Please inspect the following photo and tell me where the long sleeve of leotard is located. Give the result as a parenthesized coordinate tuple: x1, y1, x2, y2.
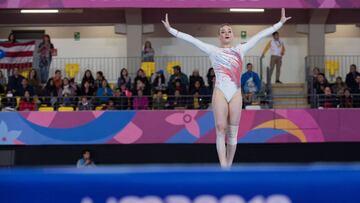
(168, 27, 217, 55)
(240, 21, 283, 55)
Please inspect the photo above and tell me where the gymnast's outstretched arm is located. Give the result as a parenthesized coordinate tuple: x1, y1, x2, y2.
(240, 8, 291, 55)
(162, 13, 217, 55)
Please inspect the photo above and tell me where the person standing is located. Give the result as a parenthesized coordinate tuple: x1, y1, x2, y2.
(38, 34, 55, 83)
(261, 31, 285, 84)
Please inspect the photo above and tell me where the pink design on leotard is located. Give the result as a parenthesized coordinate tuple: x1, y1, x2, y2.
(217, 49, 243, 88)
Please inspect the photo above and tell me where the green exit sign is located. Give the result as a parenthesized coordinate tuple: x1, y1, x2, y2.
(241, 31, 247, 39)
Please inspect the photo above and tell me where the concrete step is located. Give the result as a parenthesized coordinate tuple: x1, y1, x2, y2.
(271, 83, 305, 88)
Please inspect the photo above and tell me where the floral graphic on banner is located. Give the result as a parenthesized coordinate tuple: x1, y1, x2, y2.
(0, 121, 21, 145)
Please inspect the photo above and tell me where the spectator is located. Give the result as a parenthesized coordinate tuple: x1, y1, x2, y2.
(81, 69, 95, 88)
(134, 69, 151, 95)
(133, 89, 149, 110)
(117, 68, 132, 90)
(170, 79, 187, 96)
(61, 77, 76, 97)
(102, 99, 117, 110)
(38, 34, 55, 83)
(207, 67, 215, 90)
(339, 88, 353, 108)
(152, 90, 167, 110)
(332, 76, 346, 96)
(1, 91, 16, 111)
(315, 73, 329, 94)
(118, 84, 132, 110)
(95, 71, 105, 89)
(52, 70, 63, 91)
(190, 80, 208, 95)
(0, 70, 7, 86)
(152, 70, 166, 91)
(78, 96, 93, 111)
(189, 69, 205, 93)
(6, 33, 17, 76)
(18, 91, 36, 111)
(189, 91, 206, 109)
(80, 81, 95, 97)
(346, 64, 360, 93)
(142, 41, 155, 62)
(311, 67, 320, 86)
(28, 69, 41, 95)
(168, 65, 189, 92)
(7, 68, 24, 95)
(17, 78, 34, 96)
(241, 63, 261, 94)
(96, 80, 113, 103)
(318, 86, 338, 108)
(353, 75, 360, 94)
(169, 90, 186, 109)
(40, 78, 59, 107)
(76, 150, 95, 168)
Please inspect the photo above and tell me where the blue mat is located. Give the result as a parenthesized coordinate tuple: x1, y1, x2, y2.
(0, 164, 360, 203)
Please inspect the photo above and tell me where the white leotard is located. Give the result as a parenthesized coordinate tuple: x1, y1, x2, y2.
(167, 22, 283, 102)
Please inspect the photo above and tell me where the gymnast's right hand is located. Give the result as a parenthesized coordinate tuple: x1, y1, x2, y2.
(162, 13, 171, 31)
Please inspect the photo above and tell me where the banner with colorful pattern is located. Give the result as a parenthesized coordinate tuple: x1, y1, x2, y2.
(0, 0, 360, 8)
(0, 109, 357, 145)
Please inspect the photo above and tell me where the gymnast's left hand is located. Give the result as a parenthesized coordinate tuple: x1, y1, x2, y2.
(280, 8, 292, 23)
(161, 13, 171, 31)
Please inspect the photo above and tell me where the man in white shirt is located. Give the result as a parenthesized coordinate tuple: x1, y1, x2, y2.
(261, 31, 285, 84)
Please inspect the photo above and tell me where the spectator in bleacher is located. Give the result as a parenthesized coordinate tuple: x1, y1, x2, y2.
(315, 73, 329, 94)
(152, 90, 167, 110)
(28, 69, 41, 95)
(117, 85, 132, 110)
(16, 78, 34, 96)
(40, 78, 59, 107)
(189, 70, 205, 93)
(332, 76, 346, 96)
(169, 90, 186, 109)
(241, 63, 261, 94)
(168, 66, 189, 93)
(152, 69, 166, 91)
(52, 70, 63, 91)
(142, 41, 155, 62)
(80, 81, 95, 97)
(346, 64, 360, 93)
(133, 89, 149, 110)
(78, 96, 93, 111)
(117, 68, 132, 90)
(171, 79, 188, 96)
(7, 68, 24, 95)
(61, 78, 76, 97)
(18, 90, 36, 111)
(81, 69, 95, 88)
(102, 99, 116, 110)
(311, 67, 320, 85)
(134, 69, 151, 95)
(96, 79, 113, 103)
(207, 67, 215, 90)
(189, 80, 208, 95)
(0, 70, 7, 86)
(318, 86, 338, 108)
(95, 71, 105, 89)
(38, 34, 55, 83)
(339, 88, 353, 108)
(1, 91, 16, 111)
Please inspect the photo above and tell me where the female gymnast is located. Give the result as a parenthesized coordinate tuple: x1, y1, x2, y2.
(162, 9, 291, 168)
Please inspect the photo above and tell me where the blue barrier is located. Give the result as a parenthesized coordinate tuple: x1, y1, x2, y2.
(0, 164, 360, 203)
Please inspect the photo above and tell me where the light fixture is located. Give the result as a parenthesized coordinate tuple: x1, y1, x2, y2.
(20, 9, 59, 14)
(229, 8, 265, 13)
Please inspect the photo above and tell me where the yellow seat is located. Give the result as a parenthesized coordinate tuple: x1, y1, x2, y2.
(58, 106, 74, 112)
(95, 105, 105, 111)
(16, 96, 21, 108)
(38, 107, 54, 112)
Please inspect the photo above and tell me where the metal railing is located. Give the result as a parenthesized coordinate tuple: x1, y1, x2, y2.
(49, 56, 263, 83)
(1, 94, 272, 111)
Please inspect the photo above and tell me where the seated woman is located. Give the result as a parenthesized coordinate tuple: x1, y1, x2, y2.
(133, 89, 149, 110)
(96, 79, 113, 104)
(318, 86, 338, 108)
(18, 91, 36, 111)
(152, 90, 167, 110)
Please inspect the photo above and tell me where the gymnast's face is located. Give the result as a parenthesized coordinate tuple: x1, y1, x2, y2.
(219, 25, 234, 46)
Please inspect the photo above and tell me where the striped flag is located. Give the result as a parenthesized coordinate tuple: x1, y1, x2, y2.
(0, 41, 35, 69)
